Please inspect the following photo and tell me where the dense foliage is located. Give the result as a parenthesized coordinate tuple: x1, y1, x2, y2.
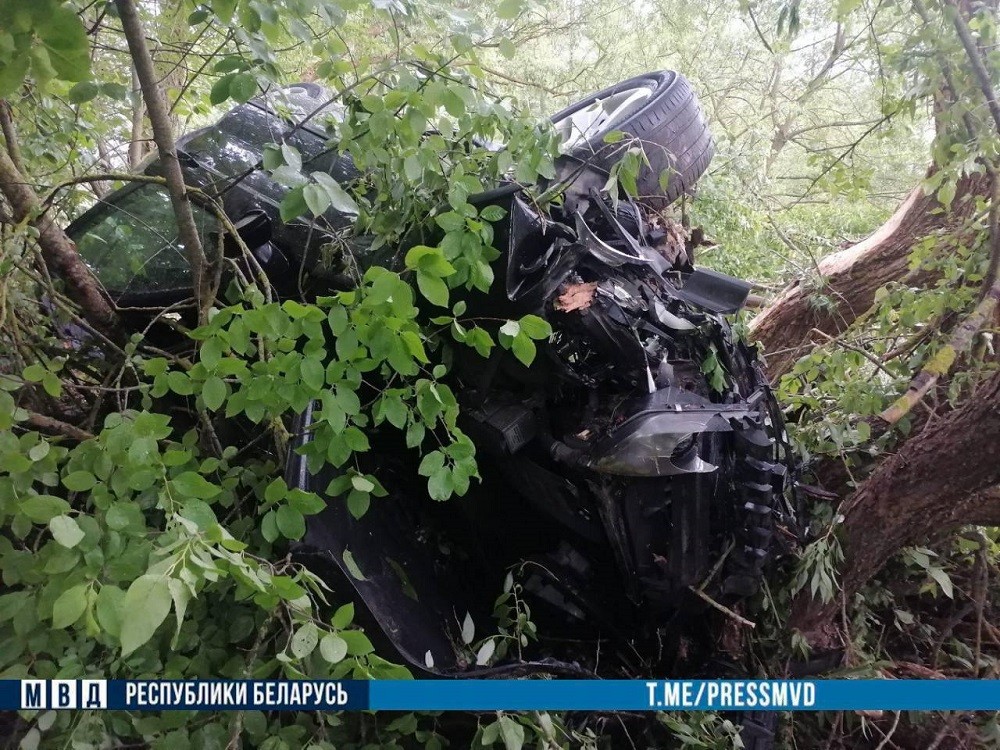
(3, 0, 1000, 748)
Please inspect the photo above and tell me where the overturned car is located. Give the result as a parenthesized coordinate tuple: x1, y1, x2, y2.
(66, 72, 799, 681)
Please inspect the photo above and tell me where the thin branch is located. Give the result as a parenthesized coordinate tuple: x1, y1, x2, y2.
(0, 100, 26, 175)
(746, 4, 775, 54)
(687, 586, 756, 628)
(24, 412, 95, 442)
(880, 6, 1000, 427)
(873, 711, 901, 750)
(0, 121, 117, 330)
(943, 0, 1000, 135)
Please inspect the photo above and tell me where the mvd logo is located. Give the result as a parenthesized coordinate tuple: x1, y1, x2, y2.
(20, 680, 107, 709)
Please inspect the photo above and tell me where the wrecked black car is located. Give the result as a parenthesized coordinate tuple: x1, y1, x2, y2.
(65, 73, 799, 682)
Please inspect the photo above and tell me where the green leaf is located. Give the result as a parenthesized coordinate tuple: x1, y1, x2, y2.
(499, 715, 525, 750)
(497, 0, 522, 19)
(63, 470, 96, 492)
(303, 183, 331, 216)
(351, 475, 375, 493)
(209, 73, 234, 105)
(381, 395, 408, 429)
(120, 575, 172, 656)
(510, 334, 536, 366)
(290, 622, 319, 659)
(417, 272, 449, 307)
(340, 629, 374, 655)
(261, 510, 279, 543)
(499, 320, 520, 338)
(342, 549, 366, 580)
(279, 187, 308, 223)
(36, 5, 90, 82)
(179, 499, 217, 530)
(229, 71, 257, 103)
(264, 478, 286, 504)
(518, 314, 551, 340)
(171, 471, 221, 499)
(212, 0, 238, 23)
(300, 357, 326, 391)
(19, 495, 70, 523)
(346, 489, 370, 519)
(287, 489, 325, 515)
(28, 442, 49, 462)
(434, 212, 465, 233)
(95, 585, 125, 637)
(41, 372, 62, 398)
(22, 363, 46, 382)
(203, 376, 226, 411)
(928, 566, 954, 598)
(52, 584, 88, 629)
(276, 505, 306, 540)
(281, 143, 302, 171)
(480, 205, 507, 222)
(0, 42, 29, 99)
(167, 578, 191, 649)
(49, 515, 84, 548)
(461, 612, 475, 644)
(482, 722, 501, 745)
(312, 172, 359, 215)
(331, 602, 354, 629)
(475, 638, 496, 665)
(498, 37, 516, 59)
(403, 154, 422, 181)
(319, 633, 348, 663)
(67, 80, 99, 104)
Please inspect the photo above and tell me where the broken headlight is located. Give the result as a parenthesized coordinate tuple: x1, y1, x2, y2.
(589, 411, 739, 477)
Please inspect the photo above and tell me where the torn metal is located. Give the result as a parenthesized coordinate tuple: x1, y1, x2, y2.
(63, 78, 800, 682)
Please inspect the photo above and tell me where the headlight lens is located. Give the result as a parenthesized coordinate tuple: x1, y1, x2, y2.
(589, 411, 735, 476)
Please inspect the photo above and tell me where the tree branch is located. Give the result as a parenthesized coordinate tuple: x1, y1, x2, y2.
(943, 0, 1000, 135)
(0, 127, 117, 331)
(0, 100, 25, 175)
(116, 0, 210, 323)
(24, 412, 95, 442)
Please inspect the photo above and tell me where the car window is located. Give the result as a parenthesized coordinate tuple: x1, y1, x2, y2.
(73, 184, 216, 299)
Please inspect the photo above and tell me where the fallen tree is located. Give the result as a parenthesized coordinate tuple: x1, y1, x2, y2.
(753, 0, 1000, 656)
(749, 171, 990, 379)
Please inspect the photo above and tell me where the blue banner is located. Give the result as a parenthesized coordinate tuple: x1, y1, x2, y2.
(4, 679, 1000, 711)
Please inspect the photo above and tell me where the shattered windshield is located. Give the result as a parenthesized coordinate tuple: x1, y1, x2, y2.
(72, 184, 216, 299)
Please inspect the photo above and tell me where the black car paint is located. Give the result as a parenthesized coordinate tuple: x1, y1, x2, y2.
(64, 82, 799, 679)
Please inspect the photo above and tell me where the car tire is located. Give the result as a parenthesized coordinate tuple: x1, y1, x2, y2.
(550, 70, 714, 207)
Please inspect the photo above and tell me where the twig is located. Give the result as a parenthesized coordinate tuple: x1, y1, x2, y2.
(926, 713, 957, 750)
(811, 328, 898, 380)
(874, 711, 901, 750)
(24, 411, 95, 441)
(0, 100, 26, 175)
(943, 0, 1000, 135)
(687, 586, 756, 628)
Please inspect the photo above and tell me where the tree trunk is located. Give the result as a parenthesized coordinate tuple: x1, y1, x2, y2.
(0, 135, 117, 331)
(792, 366, 1000, 642)
(749, 172, 990, 378)
(116, 0, 208, 319)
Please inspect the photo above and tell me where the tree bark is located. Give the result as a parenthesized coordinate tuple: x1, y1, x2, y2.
(128, 65, 145, 169)
(0, 134, 117, 331)
(792, 367, 1000, 642)
(749, 172, 990, 378)
(115, 0, 208, 320)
